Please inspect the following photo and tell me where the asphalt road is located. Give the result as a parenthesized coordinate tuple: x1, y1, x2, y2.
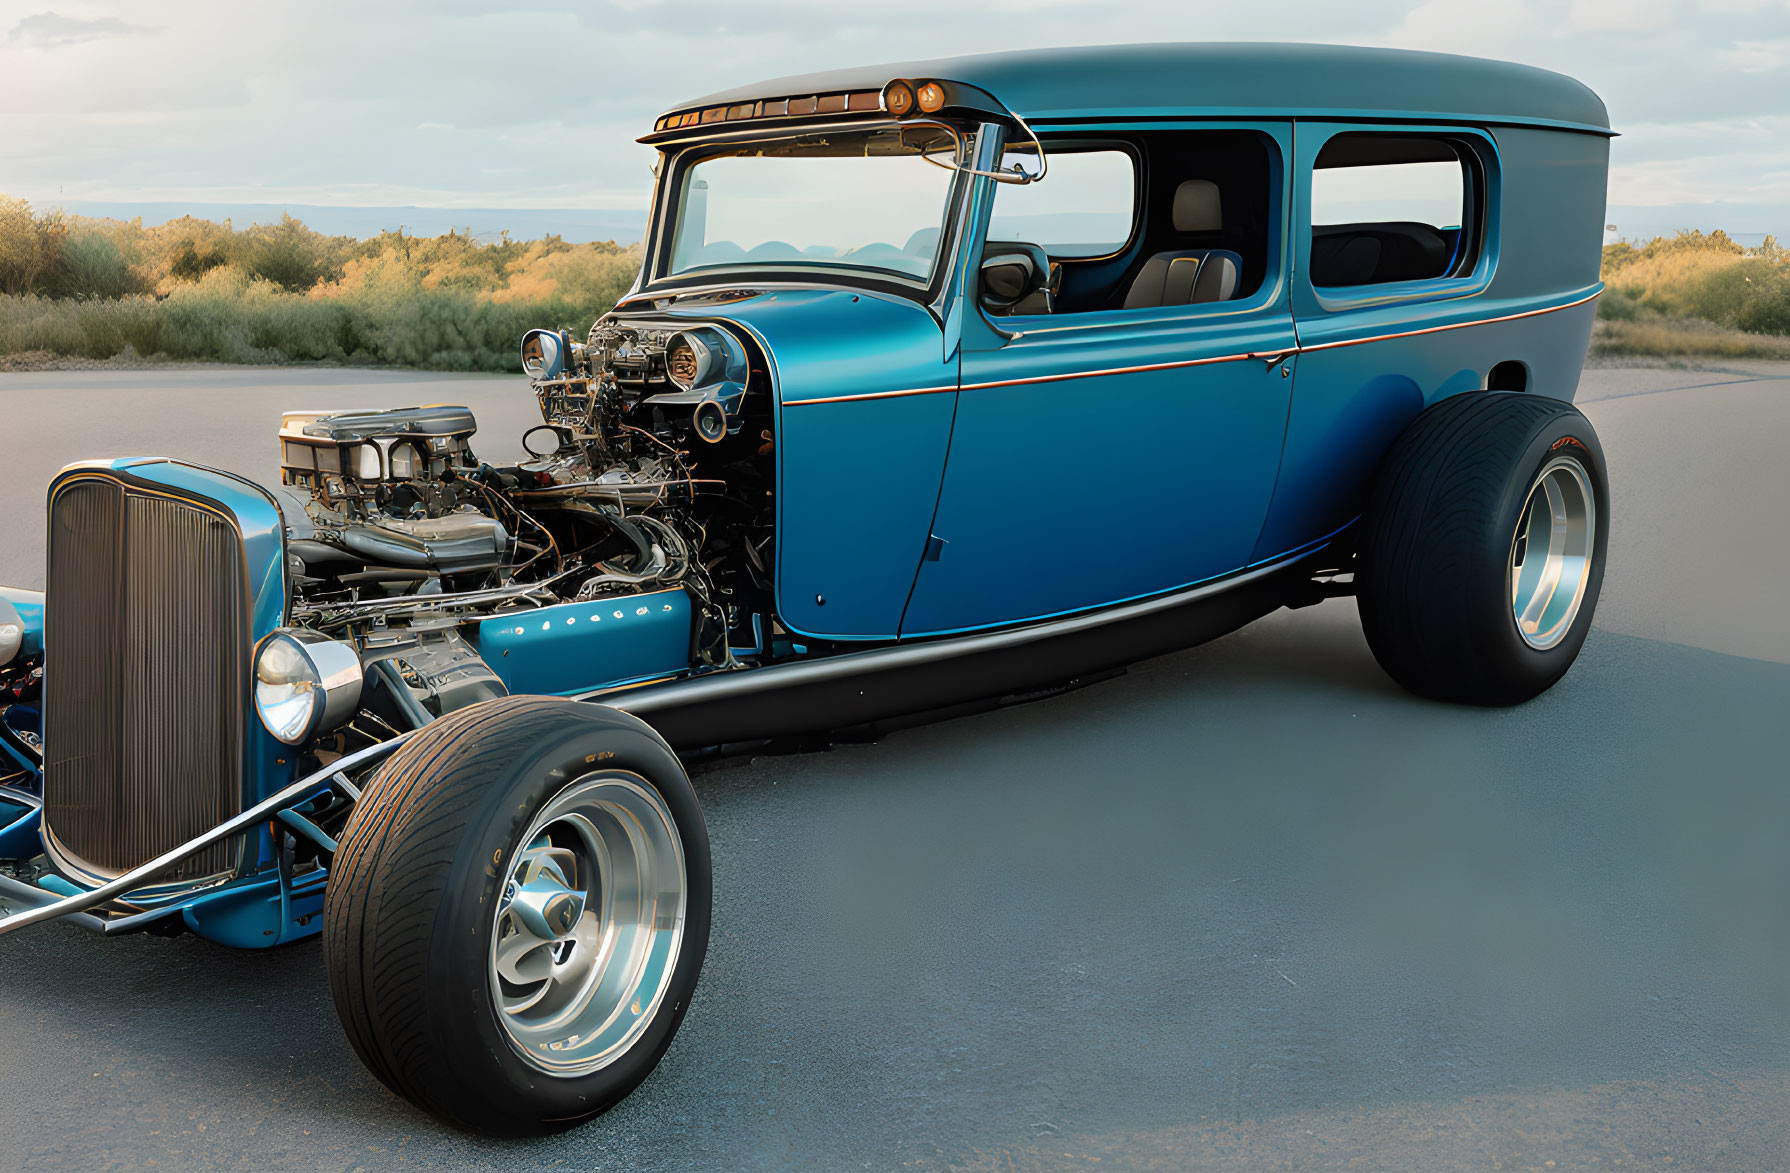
(0, 362, 1786, 1172)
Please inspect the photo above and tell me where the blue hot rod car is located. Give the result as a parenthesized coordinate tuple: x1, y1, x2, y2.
(0, 44, 1612, 1133)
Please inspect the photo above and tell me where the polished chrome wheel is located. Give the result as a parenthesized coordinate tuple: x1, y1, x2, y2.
(1508, 454, 1597, 650)
(490, 771, 688, 1076)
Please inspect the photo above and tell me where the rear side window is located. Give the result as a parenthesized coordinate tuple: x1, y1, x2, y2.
(1308, 134, 1481, 288)
(987, 148, 1137, 258)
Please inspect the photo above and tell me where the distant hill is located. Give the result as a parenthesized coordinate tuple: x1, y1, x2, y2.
(41, 201, 648, 245)
(1605, 204, 1783, 249)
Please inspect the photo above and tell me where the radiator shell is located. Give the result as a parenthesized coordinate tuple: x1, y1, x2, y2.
(40, 461, 288, 882)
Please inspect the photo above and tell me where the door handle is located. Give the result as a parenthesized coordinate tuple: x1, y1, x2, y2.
(1249, 349, 1297, 373)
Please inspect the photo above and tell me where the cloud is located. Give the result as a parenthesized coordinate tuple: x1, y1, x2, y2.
(1385, 0, 1539, 51)
(1697, 0, 1790, 12)
(5, 11, 156, 47)
(0, 0, 1784, 232)
(1718, 37, 1790, 71)
(1564, 0, 1679, 34)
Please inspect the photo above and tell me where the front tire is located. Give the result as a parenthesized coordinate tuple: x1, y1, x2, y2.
(323, 696, 710, 1135)
(1357, 391, 1610, 705)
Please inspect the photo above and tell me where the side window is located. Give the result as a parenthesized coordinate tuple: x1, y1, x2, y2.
(984, 130, 1279, 318)
(987, 149, 1137, 258)
(1309, 134, 1481, 288)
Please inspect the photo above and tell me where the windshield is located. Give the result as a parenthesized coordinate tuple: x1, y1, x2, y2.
(664, 127, 963, 285)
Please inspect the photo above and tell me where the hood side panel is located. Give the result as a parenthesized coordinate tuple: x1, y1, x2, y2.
(660, 289, 957, 639)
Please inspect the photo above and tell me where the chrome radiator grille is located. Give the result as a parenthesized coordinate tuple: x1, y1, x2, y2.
(43, 475, 248, 879)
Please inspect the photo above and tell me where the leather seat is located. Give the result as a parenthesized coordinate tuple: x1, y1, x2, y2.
(1310, 221, 1452, 286)
(1123, 180, 1242, 309)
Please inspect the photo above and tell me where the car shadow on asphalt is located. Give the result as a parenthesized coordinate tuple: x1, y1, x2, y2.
(2, 604, 1787, 1170)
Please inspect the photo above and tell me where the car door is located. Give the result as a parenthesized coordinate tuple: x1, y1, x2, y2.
(901, 122, 1297, 636)
(1250, 124, 1514, 562)
(752, 290, 963, 642)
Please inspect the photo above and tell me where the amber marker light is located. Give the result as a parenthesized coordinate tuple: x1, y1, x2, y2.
(915, 80, 946, 113)
(884, 80, 916, 116)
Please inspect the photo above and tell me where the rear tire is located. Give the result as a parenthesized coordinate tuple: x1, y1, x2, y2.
(1357, 391, 1609, 705)
(323, 696, 710, 1135)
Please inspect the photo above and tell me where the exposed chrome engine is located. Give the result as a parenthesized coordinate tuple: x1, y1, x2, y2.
(273, 314, 776, 719)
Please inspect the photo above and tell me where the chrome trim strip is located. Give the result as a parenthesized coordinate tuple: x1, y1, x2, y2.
(616, 280, 895, 313)
(0, 871, 187, 936)
(0, 784, 40, 810)
(960, 348, 1267, 391)
(1296, 288, 1602, 353)
(638, 117, 969, 300)
(1026, 111, 1617, 139)
(0, 736, 408, 939)
(782, 290, 1600, 404)
(786, 384, 960, 406)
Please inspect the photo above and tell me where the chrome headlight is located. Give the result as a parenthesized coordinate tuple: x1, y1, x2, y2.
(254, 629, 363, 745)
(664, 332, 714, 391)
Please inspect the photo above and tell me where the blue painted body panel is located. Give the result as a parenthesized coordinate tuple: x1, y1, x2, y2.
(656, 289, 959, 640)
(181, 870, 326, 949)
(1252, 122, 1607, 558)
(0, 796, 37, 858)
(479, 589, 693, 696)
(904, 125, 1298, 634)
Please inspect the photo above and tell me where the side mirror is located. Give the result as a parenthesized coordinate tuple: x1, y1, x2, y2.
(980, 245, 1049, 313)
(520, 328, 565, 380)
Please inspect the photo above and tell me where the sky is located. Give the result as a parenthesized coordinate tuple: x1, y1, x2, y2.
(2, 0, 1788, 240)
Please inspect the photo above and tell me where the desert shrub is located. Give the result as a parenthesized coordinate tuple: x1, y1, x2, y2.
(168, 239, 228, 282)
(0, 294, 161, 359)
(50, 231, 145, 299)
(0, 189, 645, 370)
(0, 196, 66, 295)
(0, 282, 635, 372)
(1735, 291, 1790, 336)
(1599, 229, 1790, 338)
(230, 215, 350, 292)
(1594, 287, 1643, 321)
(1721, 263, 1790, 335)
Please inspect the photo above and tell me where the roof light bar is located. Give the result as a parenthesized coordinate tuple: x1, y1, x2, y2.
(649, 77, 994, 137)
(646, 75, 1045, 181)
(883, 80, 915, 117)
(652, 88, 885, 133)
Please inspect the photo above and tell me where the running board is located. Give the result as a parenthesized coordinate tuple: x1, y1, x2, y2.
(598, 548, 1323, 749)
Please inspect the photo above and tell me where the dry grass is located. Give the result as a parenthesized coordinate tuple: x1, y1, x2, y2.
(1590, 316, 1790, 360)
(0, 194, 643, 371)
(1600, 231, 1790, 336)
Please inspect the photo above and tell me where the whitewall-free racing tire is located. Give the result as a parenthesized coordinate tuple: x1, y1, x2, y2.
(323, 696, 711, 1135)
(1357, 391, 1610, 706)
